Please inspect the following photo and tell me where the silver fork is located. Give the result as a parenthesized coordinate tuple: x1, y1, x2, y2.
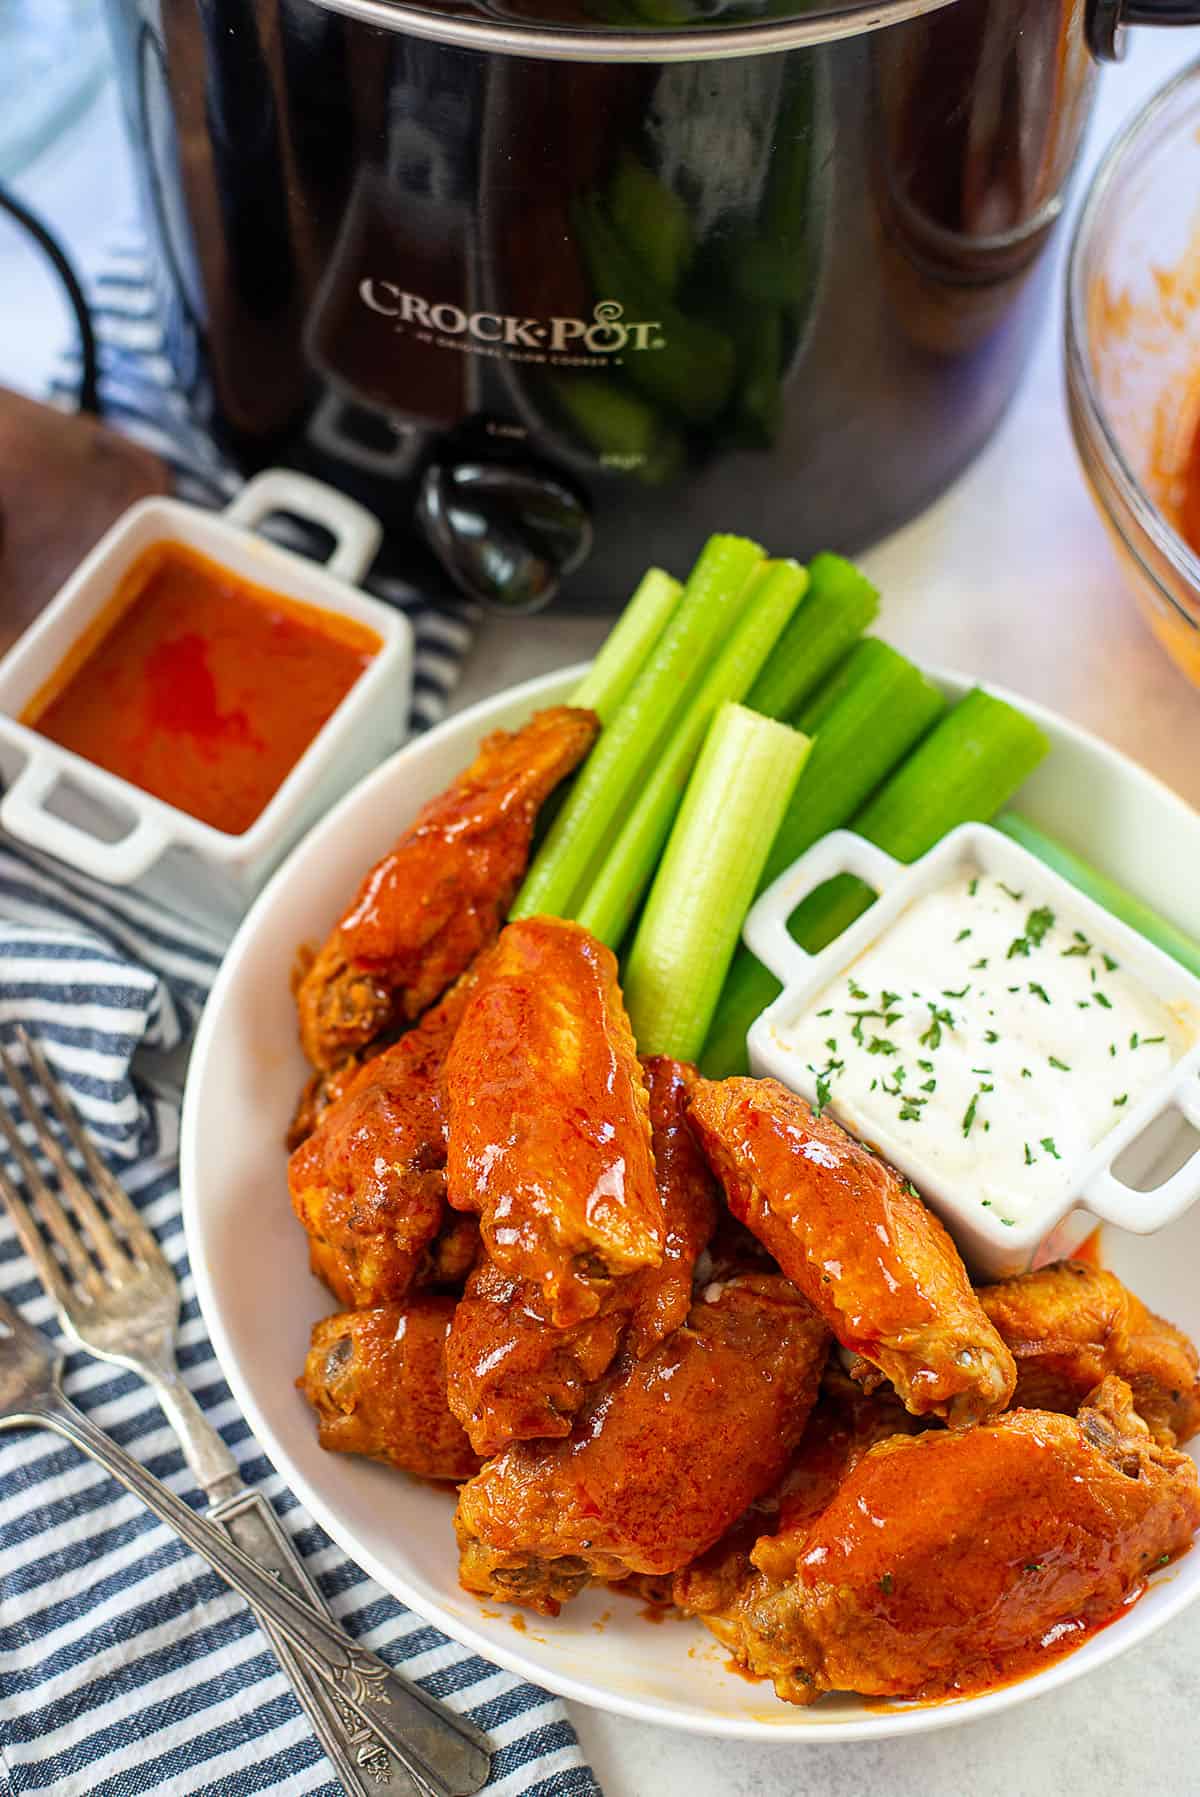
(0, 1028, 490, 1797)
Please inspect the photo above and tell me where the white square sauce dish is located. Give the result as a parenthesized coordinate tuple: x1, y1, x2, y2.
(0, 469, 412, 929)
(744, 822, 1200, 1280)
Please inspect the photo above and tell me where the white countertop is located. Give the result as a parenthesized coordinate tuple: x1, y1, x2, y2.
(448, 28, 1200, 1795)
(6, 24, 1200, 1797)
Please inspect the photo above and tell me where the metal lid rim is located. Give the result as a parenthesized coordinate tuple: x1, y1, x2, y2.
(304, 0, 958, 61)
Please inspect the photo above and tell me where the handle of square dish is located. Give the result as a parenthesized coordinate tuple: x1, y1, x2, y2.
(742, 831, 904, 988)
(224, 469, 383, 584)
(0, 757, 172, 885)
(1083, 1073, 1200, 1231)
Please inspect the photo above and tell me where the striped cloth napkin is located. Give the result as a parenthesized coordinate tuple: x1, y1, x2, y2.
(0, 849, 603, 1797)
(0, 238, 602, 1795)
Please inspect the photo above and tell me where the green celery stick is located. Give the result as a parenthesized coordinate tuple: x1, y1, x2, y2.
(571, 568, 682, 725)
(575, 559, 810, 948)
(996, 812, 1200, 977)
(511, 534, 764, 921)
(553, 376, 685, 488)
(625, 703, 812, 1060)
(744, 553, 879, 719)
(760, 638, 947, 891)
(572, 194, 736, 426)
(608, 153, 693, 292)
(699, 687, 1051, 1077)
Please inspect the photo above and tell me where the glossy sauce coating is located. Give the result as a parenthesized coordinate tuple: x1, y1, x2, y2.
(720, 1376, 1200, 1705)
(288, 975, 473, 1308)
(26, 541, 377, 834)
(688, 1076, 1015, 1425)
(296, 706, 598, 1068)
(978, 1260, 1200, 1445)
(300, 1298, 480, 1480)
(444, 1055, 717, 1456)
(444, 918, 663, 1328)
(454, 1275, 830, 1614)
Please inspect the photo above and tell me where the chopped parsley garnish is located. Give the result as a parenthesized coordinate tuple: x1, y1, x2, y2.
(1021, 1067, 1032, 1079)
(898, 1097, 925, 1123)
(814, 1072, 833, 1116)
(1093, 991, 1113, 1010)
(997, 882, 1023, 902)
(1009, 906, 1055, 958)
(867, 1036, 897, 1056)
(1103, 952, 1120, 972)
(880, 1572, 894, 1595)
(920, 1004, 955, 1049)
(848, 979, 868, 1000)
(1028, 982, 1051, 1004)
(984, 1029, 1000, 1044)
(881, 990, 902, 1010)
(825, 1037, 838, 1052)
(942, 985, 970, 999)
(1062, 931, 1092, 958)
(1139, 1035, 1166, 1047)
(1024, 1143, 1034, 1165)
(816, 1008, 832, 1018)
(968, 877, 979, 897)
(962, 1094, 980, 1137)
(1024, 1562, 1043, 1572)
(918, 1059, 934, 1073)
(1113, 1094, 1128, 1107)
(1040, 1137, 1061, 1159)
(1109, 1044, 1117, 1057)
(955, 929, 972, 943)
(1048, 1056, 1071, 1072)
(920, 1078, 936, 1093)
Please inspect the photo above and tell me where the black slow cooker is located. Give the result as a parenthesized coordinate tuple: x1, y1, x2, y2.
(101, 0, 1199, 610)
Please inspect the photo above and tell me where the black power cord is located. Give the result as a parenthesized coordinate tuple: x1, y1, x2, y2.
(0, 181, 99, 416)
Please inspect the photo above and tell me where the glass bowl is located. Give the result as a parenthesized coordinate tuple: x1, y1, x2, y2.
(1066, 57, 1200, 689)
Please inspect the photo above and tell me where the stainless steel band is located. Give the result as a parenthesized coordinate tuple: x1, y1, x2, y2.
(303, 0, 957, 63)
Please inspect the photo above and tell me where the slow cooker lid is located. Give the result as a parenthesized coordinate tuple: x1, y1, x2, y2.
(304, 0, 960, 62)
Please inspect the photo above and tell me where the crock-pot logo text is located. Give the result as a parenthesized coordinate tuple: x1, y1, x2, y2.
(359, 283, 665, 362)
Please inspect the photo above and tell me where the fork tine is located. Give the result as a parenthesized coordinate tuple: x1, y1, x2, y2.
(0, 1153, 76, 1309)
(0, 1041, 132, 1279)
(0, 1289, 56, 1354)
(16, 1028, 161, 1265)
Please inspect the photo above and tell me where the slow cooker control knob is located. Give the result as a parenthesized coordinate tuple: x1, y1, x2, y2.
(416, 461, 592, 615)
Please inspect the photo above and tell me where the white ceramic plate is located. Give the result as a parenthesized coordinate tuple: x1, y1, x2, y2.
(180, 665, 1200, 1742)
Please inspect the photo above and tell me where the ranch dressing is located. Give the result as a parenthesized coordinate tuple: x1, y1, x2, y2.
(776, 867, 1192, 1227)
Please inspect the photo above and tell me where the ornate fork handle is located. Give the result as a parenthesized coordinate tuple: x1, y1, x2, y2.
(19, 1393, 491, 1797)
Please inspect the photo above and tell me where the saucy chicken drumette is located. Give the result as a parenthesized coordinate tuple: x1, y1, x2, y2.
(687, 1076, 1016, 1424)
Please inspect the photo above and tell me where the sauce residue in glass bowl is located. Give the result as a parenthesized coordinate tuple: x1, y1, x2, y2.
(23, 541, 381, 835)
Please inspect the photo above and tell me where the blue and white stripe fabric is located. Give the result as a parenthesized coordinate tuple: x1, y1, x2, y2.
(0, 841, 603, 1795)
(50, 231, 482, 736)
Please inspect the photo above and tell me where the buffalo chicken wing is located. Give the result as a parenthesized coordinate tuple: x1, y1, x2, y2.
(296, 706, 598, 1070)
(444, 918, 664, 1328)
(978, 1260, 1200, 1445)
(300, 1299, 481, 1481)
(444, 1055, 718, 1455)
(688, 1076, 1016, 1425)
(711, 1376, 1200, 1704)
(454, 1275, 830, 1614)
(288, 975, 473, 1309)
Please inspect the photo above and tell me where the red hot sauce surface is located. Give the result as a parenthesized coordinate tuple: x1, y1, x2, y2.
(25, 542, 379, 835)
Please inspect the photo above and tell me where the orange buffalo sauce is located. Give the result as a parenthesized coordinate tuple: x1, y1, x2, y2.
(23, 542, 380, 835)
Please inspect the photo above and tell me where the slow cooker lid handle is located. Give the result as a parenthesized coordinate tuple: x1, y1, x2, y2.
(1089, 0, 1200, 59)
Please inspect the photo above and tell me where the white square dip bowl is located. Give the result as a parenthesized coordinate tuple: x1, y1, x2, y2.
(0, 470, 412, 930)
(744, 821, 1200, 1280)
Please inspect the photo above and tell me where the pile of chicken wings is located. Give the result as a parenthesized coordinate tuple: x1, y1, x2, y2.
(287, 708, 1200, 1708)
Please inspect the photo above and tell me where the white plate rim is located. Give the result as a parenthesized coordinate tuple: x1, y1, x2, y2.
(180, 660, 1200, 1742)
